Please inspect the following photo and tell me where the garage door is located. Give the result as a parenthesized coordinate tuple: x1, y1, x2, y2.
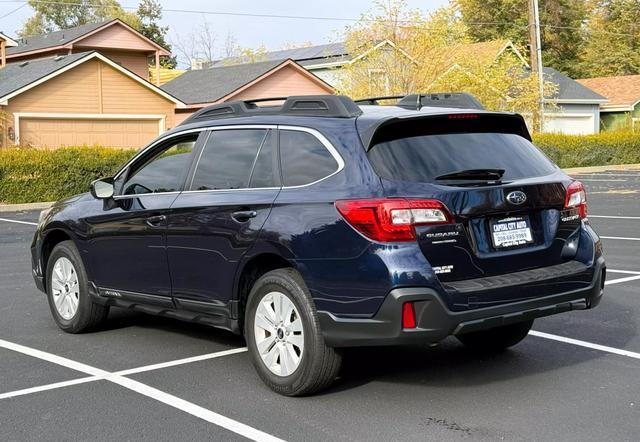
(19, 118, 161, 148)
(543, 115, 595, 135)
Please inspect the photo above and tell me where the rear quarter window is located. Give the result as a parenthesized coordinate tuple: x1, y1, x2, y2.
(368, 132, 556, 183)
(279, 130, 339, 187)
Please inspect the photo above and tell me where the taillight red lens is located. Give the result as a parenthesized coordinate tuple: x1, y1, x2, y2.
(565, 181, 587, 218)
(335, 198, 453, 242)
(402, 302, 417, 329)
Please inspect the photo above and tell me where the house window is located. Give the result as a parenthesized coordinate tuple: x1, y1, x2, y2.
(368, 69, 389, 94)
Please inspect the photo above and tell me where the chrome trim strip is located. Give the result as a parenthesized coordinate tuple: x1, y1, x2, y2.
(113, 191, 181, 200)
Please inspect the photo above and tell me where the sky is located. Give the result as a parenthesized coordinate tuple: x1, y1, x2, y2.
(0, 0, 449, 65)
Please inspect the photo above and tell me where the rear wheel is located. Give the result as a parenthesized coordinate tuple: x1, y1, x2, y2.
(46, 241, 109, 333)
(245, 268, 342, 396)
(456, 320, 534, 352)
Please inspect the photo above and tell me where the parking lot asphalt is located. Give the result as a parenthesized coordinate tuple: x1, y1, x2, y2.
(1, 170, 639, 441)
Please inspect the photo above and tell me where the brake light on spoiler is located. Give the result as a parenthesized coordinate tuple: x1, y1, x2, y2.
(335, 198, 454, 242)
(565, 181, 587, 218)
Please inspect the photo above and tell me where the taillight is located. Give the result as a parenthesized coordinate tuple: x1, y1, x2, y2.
(335, 198, 453, 242)
(565, 181, 587, 218)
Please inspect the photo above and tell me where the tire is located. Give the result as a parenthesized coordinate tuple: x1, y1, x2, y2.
(244, 268, 342, 396)
(456, 320, 534, 352)
(46, 240, 109, 333)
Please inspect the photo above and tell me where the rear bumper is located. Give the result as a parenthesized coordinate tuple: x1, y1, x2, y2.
(319, 256, 605, 347)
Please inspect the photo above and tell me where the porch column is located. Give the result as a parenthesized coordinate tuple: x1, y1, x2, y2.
(155, 51, 160, 86)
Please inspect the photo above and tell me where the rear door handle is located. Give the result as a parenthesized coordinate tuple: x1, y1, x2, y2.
(146, 214, 167, 227)
(231, 210, 257, 222)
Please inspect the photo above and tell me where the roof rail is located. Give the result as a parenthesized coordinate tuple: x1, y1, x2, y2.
(353, 95, 405, 105)
(354, 92, 485, 110)
(179, 95, 362, 125)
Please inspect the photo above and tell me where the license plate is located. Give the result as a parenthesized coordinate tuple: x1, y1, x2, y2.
(490, 216, 533, 248)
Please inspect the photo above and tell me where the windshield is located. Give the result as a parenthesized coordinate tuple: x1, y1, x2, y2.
(367, 132, 556, 183)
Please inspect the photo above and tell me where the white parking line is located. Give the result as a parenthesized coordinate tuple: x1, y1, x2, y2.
(0, 347, 250, 400)
(605, 275, 640, 286)
(0, 217, 38, 226)
(589, 215, 640, 220)
(608, 269, 640, 275)
(600, 236, 640, 241)
(579, 179, 627, 182)
(0, 339, 282, 442)
(116, 347, 248, 376)
(529, 331, 640, 360)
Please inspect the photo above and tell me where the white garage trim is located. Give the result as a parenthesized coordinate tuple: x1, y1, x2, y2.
(14, 112, 166, 145)
(542, 112, 595, 118)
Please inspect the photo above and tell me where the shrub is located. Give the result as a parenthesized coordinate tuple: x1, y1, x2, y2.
(1, 132, 639, 204)
(533, 131, 640, 169)
(0, 146, 135, 204)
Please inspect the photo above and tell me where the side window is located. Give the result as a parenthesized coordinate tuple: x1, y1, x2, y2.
(121, 136, 197, 195)
(280, 130, 339, 187)
(191, 129, 269, 191)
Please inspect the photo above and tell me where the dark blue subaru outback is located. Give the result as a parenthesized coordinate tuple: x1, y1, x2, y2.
(31, 94, 606, 396)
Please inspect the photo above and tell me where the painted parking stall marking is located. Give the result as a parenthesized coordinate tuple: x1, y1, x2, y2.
(0, 339, 281, 442)
(0, 217, 37, 226)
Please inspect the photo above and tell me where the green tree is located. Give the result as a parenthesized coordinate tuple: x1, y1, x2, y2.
(579, 0, 640, 76)
(19, 0, 140, 37)
(136, 0, 176, 68)
(337, 0, 556, 131)
(457, 0, 588, 77)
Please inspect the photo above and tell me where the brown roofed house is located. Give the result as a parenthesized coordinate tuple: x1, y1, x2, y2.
(577, 75, 640, 131)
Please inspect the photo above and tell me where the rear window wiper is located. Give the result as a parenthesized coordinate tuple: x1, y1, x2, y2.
(435, 168, 505, 181)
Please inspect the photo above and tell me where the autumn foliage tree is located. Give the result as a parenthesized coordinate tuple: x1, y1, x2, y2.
(336, 1, 556, 130)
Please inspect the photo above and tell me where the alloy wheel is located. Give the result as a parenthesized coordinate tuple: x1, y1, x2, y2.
(253, 291, 305, 377)
(51, 257, 80, 320)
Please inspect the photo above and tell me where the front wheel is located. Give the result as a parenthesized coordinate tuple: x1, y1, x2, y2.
(46, 240, 109, 333)
(456, 320, 534, 352)
(245, 269, 342, 396)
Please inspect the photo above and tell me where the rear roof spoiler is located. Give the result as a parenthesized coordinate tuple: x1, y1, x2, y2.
(358, 112, 532, 150)
(354, 93, 485, 110)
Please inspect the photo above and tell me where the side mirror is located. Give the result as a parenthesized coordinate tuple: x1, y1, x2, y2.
(90, 178, 114, 199)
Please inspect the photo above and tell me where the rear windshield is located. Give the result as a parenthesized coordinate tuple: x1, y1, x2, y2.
(368, 132, 556, 183)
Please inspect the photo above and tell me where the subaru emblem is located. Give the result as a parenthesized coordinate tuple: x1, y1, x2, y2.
(506, 191, 527, 205)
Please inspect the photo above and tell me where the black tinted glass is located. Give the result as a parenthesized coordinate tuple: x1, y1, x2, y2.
(123, 139, 196, 195)
(248, 130, 277, 188)
(191, 129, 267, 190)
(368, 133, 556, 183)
(280, 130, 338, 186)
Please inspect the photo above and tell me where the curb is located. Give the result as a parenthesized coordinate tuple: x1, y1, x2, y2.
(564, 163, 640, 175)
(0, 202, 54, 213)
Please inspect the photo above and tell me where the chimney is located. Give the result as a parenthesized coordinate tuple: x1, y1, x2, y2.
(1, 39, 5, 68)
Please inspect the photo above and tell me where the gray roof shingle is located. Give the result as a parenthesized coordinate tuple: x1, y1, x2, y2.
(0, 52, 92, 99)
(209, 42, 348, 68)
(543, 67, 607, 102)
(161, 59, 288, 105)
(7, 21, 109, 56)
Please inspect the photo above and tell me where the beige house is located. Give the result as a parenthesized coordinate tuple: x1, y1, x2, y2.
(0, 51, 184, 148)
(0, 21, 334, 148)
(5, 19, 169, 84)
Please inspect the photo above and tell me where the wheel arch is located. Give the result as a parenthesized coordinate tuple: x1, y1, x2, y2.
(40, 226, 77, 290)
(234, 252, 296, 332)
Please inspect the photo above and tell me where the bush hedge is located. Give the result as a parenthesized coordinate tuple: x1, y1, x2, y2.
(533, 131, 640, 169)
(1, 131, 639, 204)
(0, 146, 135, 204)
